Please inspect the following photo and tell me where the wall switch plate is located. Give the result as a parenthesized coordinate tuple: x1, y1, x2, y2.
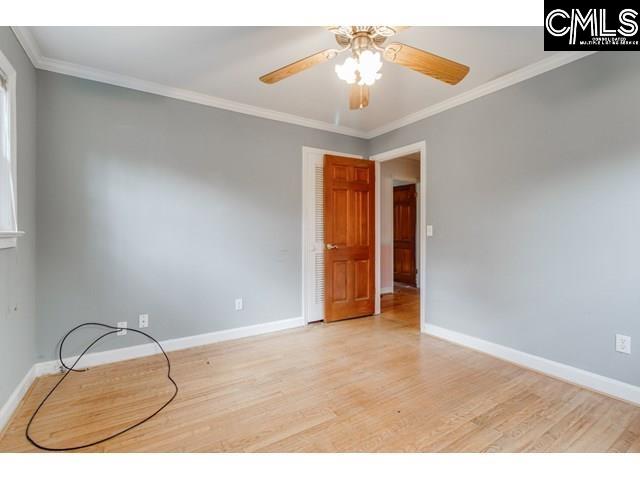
(235, 298, 243, 311)
(616, 334, 631, 354)
(139, 314, 149, 328)
(426, 225, 434, 237)
(117, 321, 127, 336)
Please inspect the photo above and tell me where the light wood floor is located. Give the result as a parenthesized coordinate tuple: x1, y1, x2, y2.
(1, 286, 639, 452)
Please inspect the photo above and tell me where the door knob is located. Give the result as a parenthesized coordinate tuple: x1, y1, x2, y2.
(326, 243, 339, 250)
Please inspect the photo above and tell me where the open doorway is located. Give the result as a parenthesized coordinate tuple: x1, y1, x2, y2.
(377, 152, 421, 329)
(371, 141, 426, 333)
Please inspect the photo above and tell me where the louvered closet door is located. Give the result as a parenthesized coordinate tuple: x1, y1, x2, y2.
(306, 154, 326, 322)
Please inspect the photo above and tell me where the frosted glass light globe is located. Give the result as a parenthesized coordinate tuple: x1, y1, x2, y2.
(335, 56, 358, 84)
(357, 50, 382, 86)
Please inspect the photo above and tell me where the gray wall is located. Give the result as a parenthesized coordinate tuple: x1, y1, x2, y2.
(370, 52, 640, 386)
(36, 70, 367, 359)
(0, 28, 37, 407)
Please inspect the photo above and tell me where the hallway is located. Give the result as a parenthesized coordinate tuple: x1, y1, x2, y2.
(380, 285, 420, 330)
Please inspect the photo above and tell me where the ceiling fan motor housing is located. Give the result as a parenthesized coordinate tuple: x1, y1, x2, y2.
(352, 33, 375, 54)
(334, 28, 387, 52)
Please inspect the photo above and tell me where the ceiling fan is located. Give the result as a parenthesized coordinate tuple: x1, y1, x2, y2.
(259, 26, 470, 110)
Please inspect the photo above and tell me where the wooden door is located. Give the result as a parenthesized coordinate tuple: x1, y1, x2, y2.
(324, 155, 375, 322)
(393, 184, 417, 286)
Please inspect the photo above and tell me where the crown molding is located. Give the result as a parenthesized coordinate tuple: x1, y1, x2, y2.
(12, 27, 595, 141)
(10, 26, 41, 67)
(10, 27, 368, 139)
(39, 56, 369, 138)
(364, 51, 596, 139)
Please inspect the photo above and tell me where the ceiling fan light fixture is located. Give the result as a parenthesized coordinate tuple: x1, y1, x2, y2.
(335, 50, 383, 86)
(357, 50, 382, 86)
(335, 56, 358, 84)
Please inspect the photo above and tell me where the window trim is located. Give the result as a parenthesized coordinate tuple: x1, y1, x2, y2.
(0, 47, 21, 249)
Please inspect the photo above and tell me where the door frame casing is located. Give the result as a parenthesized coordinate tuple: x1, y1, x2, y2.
(371, 141, 427, 333)
(301, 146, 363, 325)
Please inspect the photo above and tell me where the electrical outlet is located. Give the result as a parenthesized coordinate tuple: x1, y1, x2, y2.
(235, 298, 243, 311)
(117, 321, 127, 336)
(139, 313, 149, 328)
(616, 334, 631, 354)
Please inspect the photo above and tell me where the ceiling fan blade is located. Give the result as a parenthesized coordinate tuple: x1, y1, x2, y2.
(349, 84, 370, 110)
(390, 26, 410, 34)
(259, 49, 338, 84)
(383, 42, 469, 85)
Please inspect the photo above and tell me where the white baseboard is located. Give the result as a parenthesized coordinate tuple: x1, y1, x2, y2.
(380, 286, 394, 295)
(423, 323, 640, 406)
(0, 365, 37, 434)
(1, 316, 305, 432)
(36, 316, 305, 376)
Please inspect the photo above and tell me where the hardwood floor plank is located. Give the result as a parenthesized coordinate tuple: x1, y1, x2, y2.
(609, 413, 640, 452)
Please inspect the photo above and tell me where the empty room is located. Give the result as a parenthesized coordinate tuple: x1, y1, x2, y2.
(1, 1, 640, 475)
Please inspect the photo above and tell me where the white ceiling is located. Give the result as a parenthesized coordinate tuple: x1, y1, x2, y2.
(17, 27, 558, 137)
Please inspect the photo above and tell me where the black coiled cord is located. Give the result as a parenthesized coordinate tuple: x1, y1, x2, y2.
(25, 322, 178, 451)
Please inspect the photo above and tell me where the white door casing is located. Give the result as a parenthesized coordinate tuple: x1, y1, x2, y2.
(371, 141, 427, 332)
